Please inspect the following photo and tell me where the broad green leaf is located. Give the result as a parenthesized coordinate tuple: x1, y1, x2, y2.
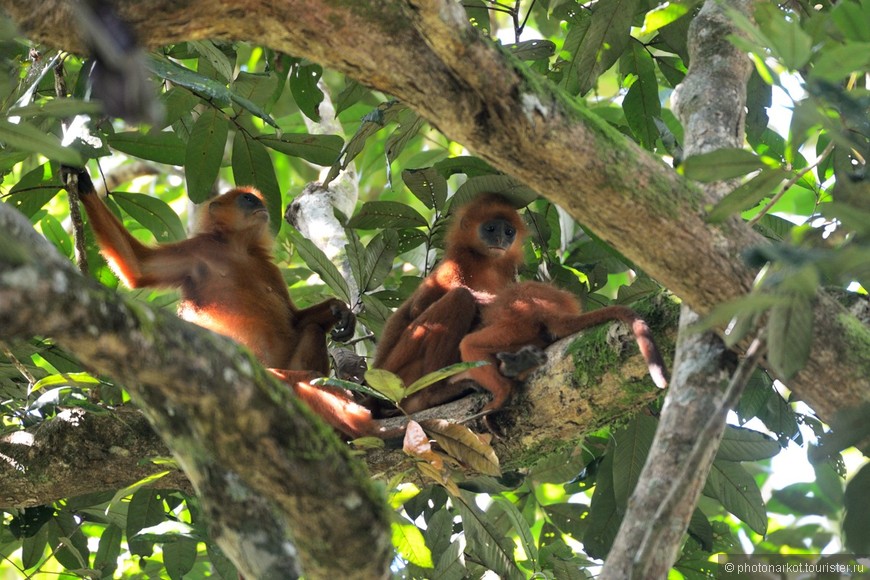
(289, 61, 323, 122)
(433, 156, 497, 179)
(506, 39, 556, 60)
(364, 368, 407, 402)
(190, 40, 234, 81)
(583, 451, 622, 559)
(543, 503, 589, 539)
(843, 463, 870, 552)
(767, 293, 813, 380)
(231, 132, 281, 229)
(755, 4, 812, 69)
(455, 495, 523, 580)
(682, 148, 767, 182)
(403, 167, 448, 210)
(611, 414, 657, 505)
(386, 109, 425, 165)
(362, 229, 399, 292)
(359, 293, 392, 337)
(335, 79, 368, 115)
(810, 43, 870, 82)
(94, 525, 123, 577)
(185, 108, 228, 203)
(348, 201, 428, 229)
(112, 192, 187, 242)
(156, 87, 202, 130)
(420, 419, 501, 476)
(621, 41, 660, 150)
(325, 101, 409, 183)
(6, 163, 59, 218)
(424, 508, 454, 560)
(433, 541, 466, 580)
(706, 168, 789, 222)
(146, 54, 231, 106)
(464, 0, 491, 33)
(163, 537, 198, 580)
(108, 131, 187, 165)
(703, 460, 767, 535)
(830, 0, 870, 42)
(405, 361, 487, 396)
(232, 71, 280, 112)
(126, 489, 168, 538)
(641, 1, 693, 33)
(107, 471, 171, 521)
(450, 175, 537, 209)
(20, 521, 49, 569)
(9, 99, 103, 118)
(0, 119, 83, 165)
(716, 425, 781, 461)
(562, 0, 642, 95)
(529, 447, 588, 485)
(288, 231, 350, 304)
(259, 134, 343, 166)
(687, 508, 714, 551)
(49, 510, 90, 570)
(31, 372, 99, 393)
(38, 213, 71, 257)
(492, 496, 537, 565)
(392, 521, 434, 569)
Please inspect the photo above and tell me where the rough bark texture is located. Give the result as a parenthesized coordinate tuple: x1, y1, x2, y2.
(602, 2, 755, 577)
(0, 207, 391, 580)
(2, 0, 866, 423)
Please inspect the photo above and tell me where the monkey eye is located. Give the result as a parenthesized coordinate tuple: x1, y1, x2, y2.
(505, 227, 515, 236)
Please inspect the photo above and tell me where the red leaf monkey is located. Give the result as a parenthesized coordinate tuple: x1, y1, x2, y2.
(61, 166, 390, 438)
(460, 281, 670, 416)
(372, 193, 527, 415)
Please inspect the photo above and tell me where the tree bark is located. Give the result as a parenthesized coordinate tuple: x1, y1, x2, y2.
(3, 0, 867, 424)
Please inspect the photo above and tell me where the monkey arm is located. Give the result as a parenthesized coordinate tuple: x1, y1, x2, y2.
(295, 298, 355, 341)
(61, 166, 200, 289)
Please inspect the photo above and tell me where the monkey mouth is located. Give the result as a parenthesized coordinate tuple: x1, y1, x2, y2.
(488, 246, 507, 253)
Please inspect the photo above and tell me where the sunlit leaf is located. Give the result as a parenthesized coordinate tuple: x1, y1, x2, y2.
(404, 361, 487, 396)
(767, 293, 813, 380)
(365, 368, 407, 402)
(392, 520, 434, 569)
(716, 425, 781, 462)
(682, 148, 767, 182)
(288, 231, 351, 304)
(403, 167, 448, 210)
(112, 192, 186, 242)
(707, 168, 789, 223)
(185, 108, 228, 202)
(703, 460, 767, 535)
(0, 119, 82, 165)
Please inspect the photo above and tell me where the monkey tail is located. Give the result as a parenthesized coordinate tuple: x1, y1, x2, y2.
(631, 319, 669, 389)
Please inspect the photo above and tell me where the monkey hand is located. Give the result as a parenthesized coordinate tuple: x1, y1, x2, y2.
(329, 301, 356, 342)
(496, 345, 547, 380)
(59, 166, 97, 197)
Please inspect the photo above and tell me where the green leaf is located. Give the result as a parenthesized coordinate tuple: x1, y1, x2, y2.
(392, 520, 434, 569)
(288, 231, 351, 304)
(20, 521, 49, 569)
(543, 503, 588, 539)
(621, 41, 660, 150)
(112, 192, 187, 242)
(348, 201, 429, 229)
(405, 361, 487, 397)
(450, 175, 538, 209)
(561, 0, 642, 95)
(126, 489, 167, 538)
(755, 4, 812, 69)
(157, 87, 202, 130)
(232, 71, 280, 111)
(359, 293, 392, 338)
(682, 148, 767, 182)
(163, 537, 198, 580)
(108, 131, 187, 165)
(433, 541, 466, 580)
(39, 213, 72, 258)
(312, 376, 392, 401)
(146, 54, 231, 107)
(362, 230, 399, 292)
(641, 1, 693, 33)
(529, 448, 588, 485)
(810, 43, 870, 83)
(189, 40, 234, 81)
(6, 163, 60, 218)
(185, 108, 228, 203)
(325, 101, 408, 183)
(455, 495, 524, 580)
(767, 293, 813, 380)
(830, 0, 870, 42)
(716, 425, 781, 462)
(231, 132, 281, 229)
(0, 118, 83, 165)
(289, 61, 324, 122)
(364, 368, 407, 402)
(335, 79, 369, 115)
(258, 134, 343, 166)
(611, 415, 657, 505)
(386, 110, 425, 165)
(49, 510, 90, 570)
(506, 39, 556, 61)
(706, 168, 789, 222)
(9, 98, 103, 119)
(843, 463, 870, 552)
(703, 460, 767, 535)
(94, 524, 123, 576)
(403, 167, 448, 210)
(583, 451, 622, 559)
(492, 496, 537, 566)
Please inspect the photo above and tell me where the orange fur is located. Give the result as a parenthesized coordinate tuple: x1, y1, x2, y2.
(373, 194, 526, 414)
(63, 167, 393, 438)
(460, 281, 669, 414)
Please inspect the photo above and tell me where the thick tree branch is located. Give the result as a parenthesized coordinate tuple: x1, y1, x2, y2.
(3, 0, 866, 423)
(0, 204, 391, 580)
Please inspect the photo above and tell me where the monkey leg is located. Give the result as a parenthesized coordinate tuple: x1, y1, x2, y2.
(296, 298, 356, 342)
(287, 324, 334, 375)
(496, 345, 548, 380)
(459, 324, 532, 414)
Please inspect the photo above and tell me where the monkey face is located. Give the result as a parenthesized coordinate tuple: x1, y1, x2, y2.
(477, 217, 518, 255)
